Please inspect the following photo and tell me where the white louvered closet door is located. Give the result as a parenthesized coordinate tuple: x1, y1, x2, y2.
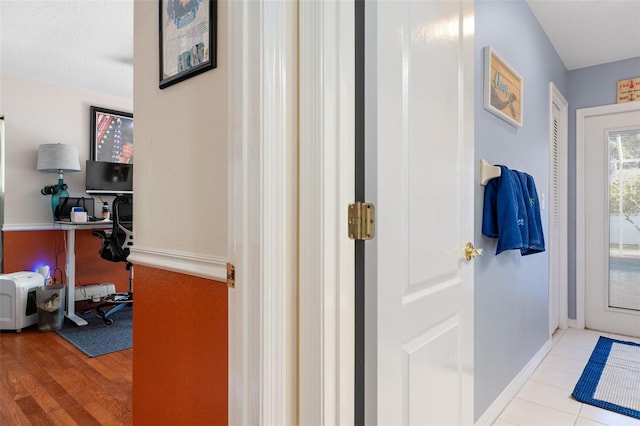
(549, 84, 567, 334)
(550, 102, 560, 333)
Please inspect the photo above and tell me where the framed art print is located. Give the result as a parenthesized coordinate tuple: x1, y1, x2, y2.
(484, 46, 523, 127)
(90, 106, 134, 164)
(159, 0, 217, 89)
(617, 77, 640, 103)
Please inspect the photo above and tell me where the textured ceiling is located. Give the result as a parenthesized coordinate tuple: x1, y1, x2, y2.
(527, 0, 640, 70)
(0, 0, 133, 99)
(0, 1, 638, 100)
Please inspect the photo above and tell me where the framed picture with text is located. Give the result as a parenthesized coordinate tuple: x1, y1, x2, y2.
(159, 0, 217, 89)
(90, 106, 134, 164)
(484, 46, 523, 127)
(617, 77, 640, 103)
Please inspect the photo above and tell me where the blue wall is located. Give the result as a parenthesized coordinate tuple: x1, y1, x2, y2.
(566, 57, 640, 318)
(474, 0, 567, 419)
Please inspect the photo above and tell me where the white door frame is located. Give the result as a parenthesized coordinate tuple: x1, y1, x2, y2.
(228, 1, 353, 424)
(549, 83, 568, 334)
(298, 1, 356, 424)
(227, 1, 299, 425)
(575, 102, 640, 329)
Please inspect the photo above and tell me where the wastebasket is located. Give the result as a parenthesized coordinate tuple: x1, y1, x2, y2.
(36, 284, 66, 331)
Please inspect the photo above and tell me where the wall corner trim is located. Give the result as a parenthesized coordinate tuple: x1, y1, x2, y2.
(128, 246, 227, 282)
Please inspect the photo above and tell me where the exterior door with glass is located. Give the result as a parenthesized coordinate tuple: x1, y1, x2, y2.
(581, 103, 640, 337)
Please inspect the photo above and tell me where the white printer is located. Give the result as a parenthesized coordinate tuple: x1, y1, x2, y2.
(0, 271, 44, 332)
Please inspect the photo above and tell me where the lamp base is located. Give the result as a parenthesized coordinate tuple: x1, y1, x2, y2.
(51, 178, 69, 220)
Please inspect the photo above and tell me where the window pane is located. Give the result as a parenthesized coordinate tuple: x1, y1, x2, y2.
(608, 129, 640, 311)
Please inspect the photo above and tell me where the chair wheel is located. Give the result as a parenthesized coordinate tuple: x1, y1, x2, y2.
(104, 318, 114, 326)
(97, 311, 104, 318)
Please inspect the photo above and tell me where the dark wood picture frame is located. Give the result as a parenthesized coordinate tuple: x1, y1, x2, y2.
(90, 106, 134, 164)
(159, 0, 217, 89)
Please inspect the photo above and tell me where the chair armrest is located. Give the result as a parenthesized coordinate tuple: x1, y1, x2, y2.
(92, 230, 107, 240)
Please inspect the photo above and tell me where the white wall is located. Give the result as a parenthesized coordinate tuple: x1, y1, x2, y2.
(1, 73, 132, 228)
(131, 0, 228, 275)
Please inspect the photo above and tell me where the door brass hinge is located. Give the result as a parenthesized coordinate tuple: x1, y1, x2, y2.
(348, 202, 375, 240)
(227, 263, 236, 288)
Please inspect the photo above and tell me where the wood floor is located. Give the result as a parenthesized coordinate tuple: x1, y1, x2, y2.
(0, 325, 132, 425)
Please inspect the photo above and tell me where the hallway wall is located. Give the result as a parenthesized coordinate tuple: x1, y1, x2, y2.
(132, 266, 227, 424)
(474, 0, 567, 419)
(131, 1, 229, 423)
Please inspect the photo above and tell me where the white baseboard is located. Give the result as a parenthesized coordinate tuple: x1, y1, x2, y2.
(475, 339, 553, 425)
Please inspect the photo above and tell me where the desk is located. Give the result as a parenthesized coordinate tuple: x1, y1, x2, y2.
(55, 221, 112, 326)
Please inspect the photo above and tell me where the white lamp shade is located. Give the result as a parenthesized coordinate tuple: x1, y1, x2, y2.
(37, 144, 81, 173)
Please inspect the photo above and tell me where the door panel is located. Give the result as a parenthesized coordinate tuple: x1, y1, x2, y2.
(584, 106, 640, 337)
(406, 316, 461, 425)
(365, 1, 474, 424)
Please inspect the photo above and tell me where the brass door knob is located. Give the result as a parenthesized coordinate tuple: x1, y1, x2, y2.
(464, 242, 483, 261)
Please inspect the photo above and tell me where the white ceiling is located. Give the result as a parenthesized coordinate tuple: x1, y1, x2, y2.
(0, 1, 638, 99)
(0, 0, 134, 99)
(527, 0, 640, 71)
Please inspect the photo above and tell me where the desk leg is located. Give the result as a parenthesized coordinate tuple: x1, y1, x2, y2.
(65, 228, 88, 326)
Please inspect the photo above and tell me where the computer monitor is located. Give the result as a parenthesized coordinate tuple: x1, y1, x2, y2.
(85, 160, 133, 195)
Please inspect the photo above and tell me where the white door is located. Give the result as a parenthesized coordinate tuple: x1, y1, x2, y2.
(364, 1, 475, 424)
(579, 103, 640, 338)
(548, 84, 568, 335)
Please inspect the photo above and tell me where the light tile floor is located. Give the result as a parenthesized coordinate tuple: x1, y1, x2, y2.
(493, 328, 640, 426)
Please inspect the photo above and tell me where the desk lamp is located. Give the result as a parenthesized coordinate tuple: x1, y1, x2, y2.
(37, 143, 81, 219)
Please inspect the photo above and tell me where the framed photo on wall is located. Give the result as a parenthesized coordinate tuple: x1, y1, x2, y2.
(483, 46, 523, 127)
(159, 0, 217, 89)
(90, 106, 134, 164)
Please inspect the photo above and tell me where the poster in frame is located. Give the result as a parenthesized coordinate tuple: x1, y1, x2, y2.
(483, 46, 523, 127)
(90, 106, 134, 164)
(159, 0, 217, 89)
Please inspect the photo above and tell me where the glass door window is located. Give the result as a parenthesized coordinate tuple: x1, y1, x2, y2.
(608, 129, 640, 311)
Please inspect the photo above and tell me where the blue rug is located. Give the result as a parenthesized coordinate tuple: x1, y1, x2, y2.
(56, 307, 132, 357)
(572, 336, 640, 419)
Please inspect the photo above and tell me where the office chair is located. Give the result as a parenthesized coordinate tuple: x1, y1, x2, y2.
(92, 195, 133, 325)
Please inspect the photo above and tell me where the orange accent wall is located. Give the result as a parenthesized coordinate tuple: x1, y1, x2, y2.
(3, 230, 130, 291)
(132, 265, 228, 424)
